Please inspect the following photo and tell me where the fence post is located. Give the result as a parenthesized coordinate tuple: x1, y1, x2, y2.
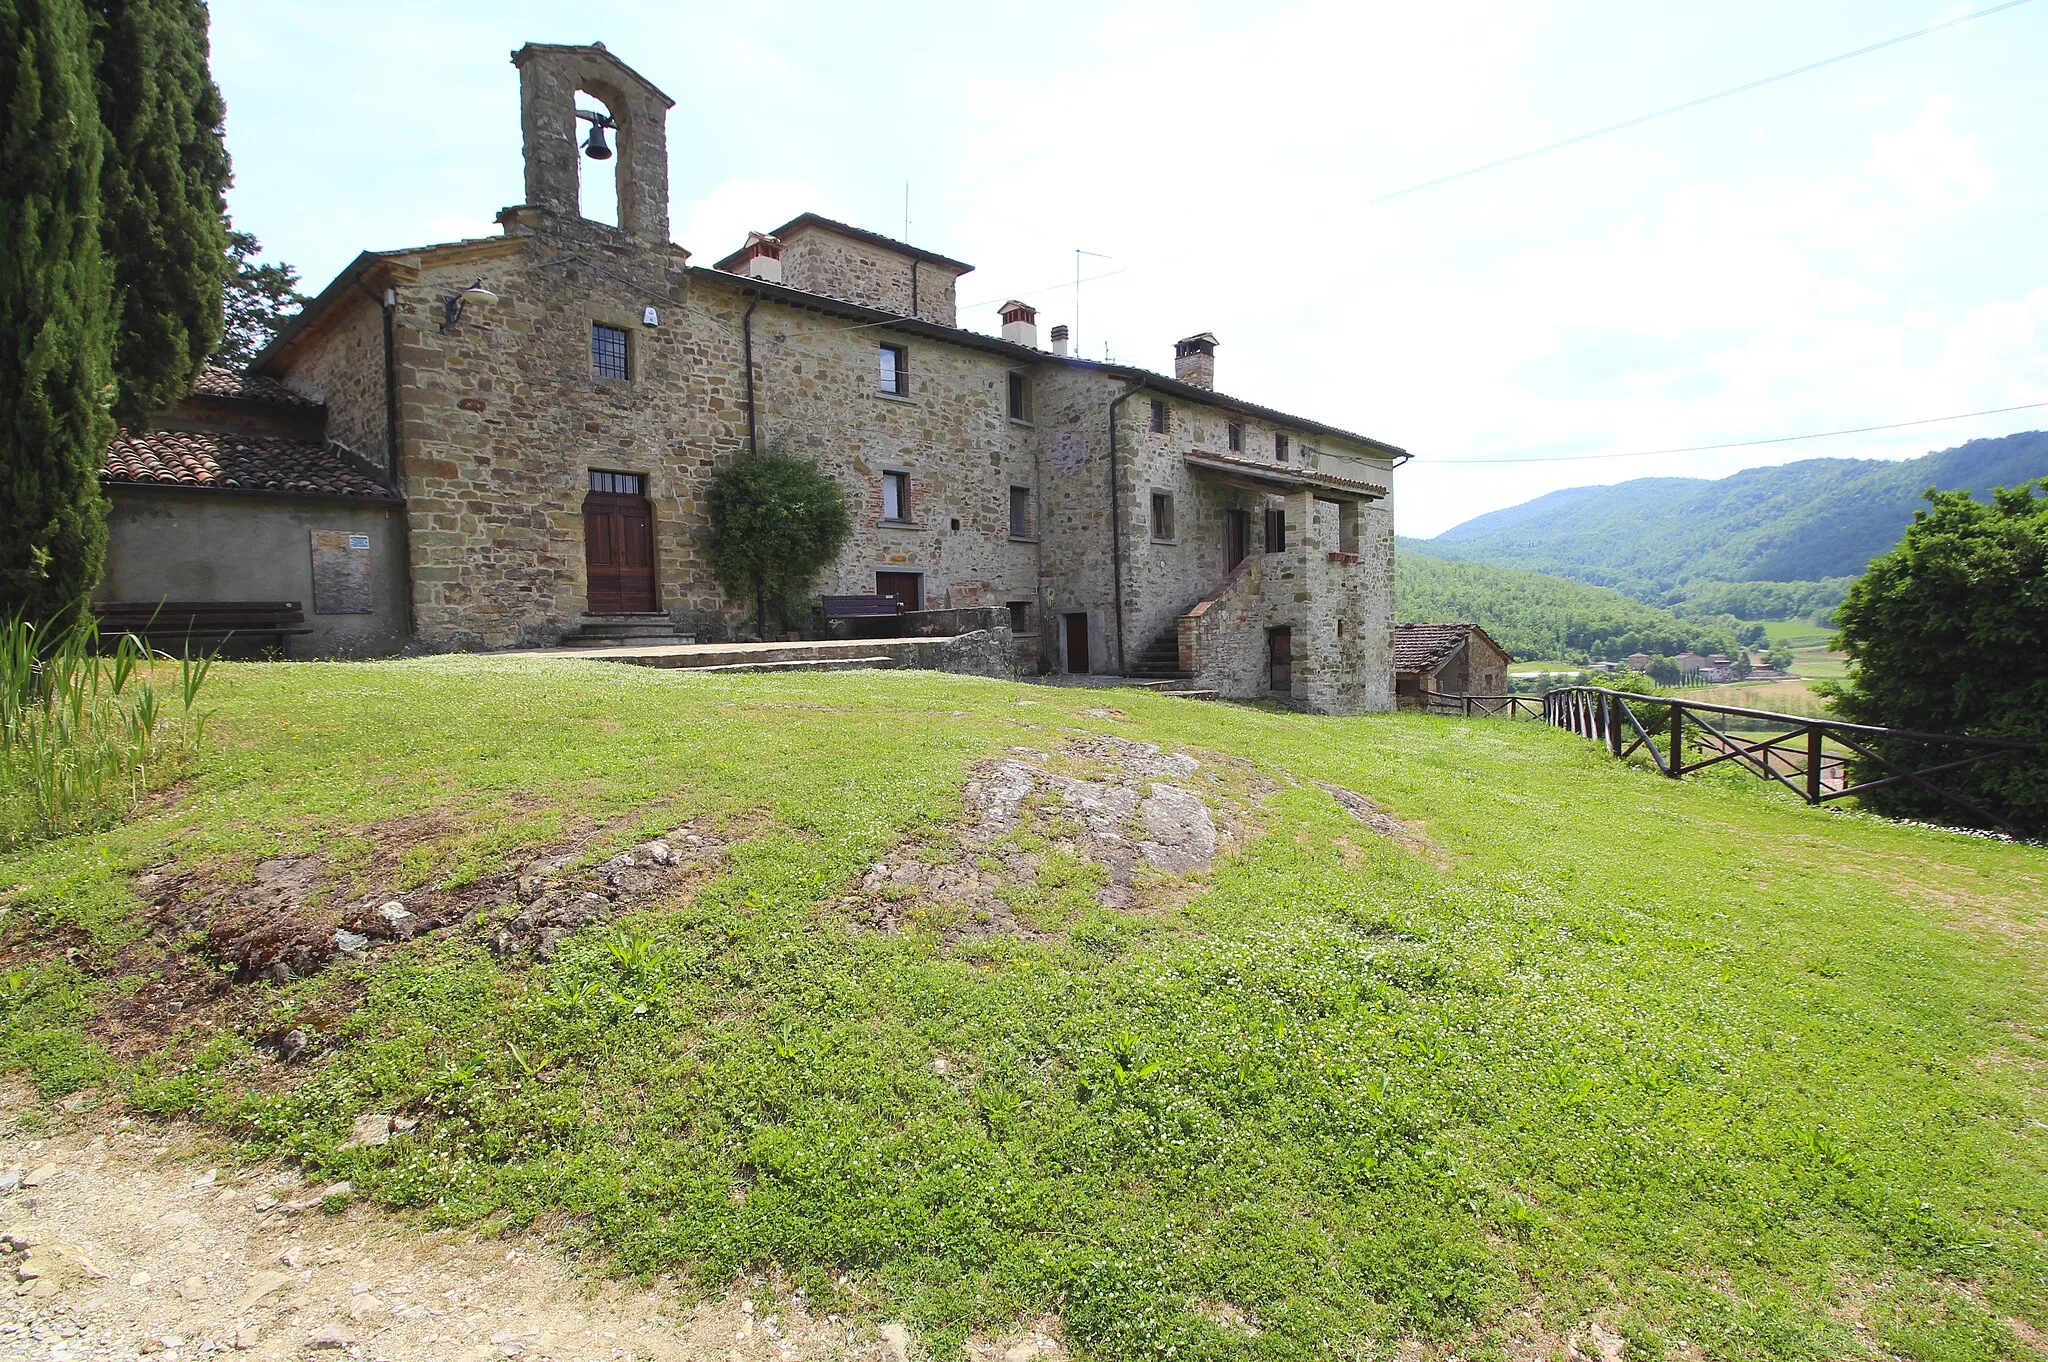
(1608, 693, 1623, 758)
(1806, 726, 1823, 803)
(1668, 702, 1684, 777)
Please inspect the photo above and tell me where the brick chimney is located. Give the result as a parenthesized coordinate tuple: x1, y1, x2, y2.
(738, 231, 782, 283)
(1000, 300, 1038, 348)
(1049, 324, 1069, 358)
(1174, 332, 1217, 389)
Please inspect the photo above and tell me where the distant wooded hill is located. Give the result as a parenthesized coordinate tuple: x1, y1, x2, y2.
(1419, 431, 2048, 612)
(1394, 547, 1743, 662)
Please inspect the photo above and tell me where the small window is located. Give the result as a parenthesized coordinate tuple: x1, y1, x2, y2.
(1006, 600, 1032, 633)
(1008, 485, 1033, 539)
(1149, 399, 1167, 434)
(882, 470, 911, 523)
(1338, 501, 1362, 555)
(588, 470, 644, 495)
(1265, 507, 1286, 553)
(1007, 372, 1031, 422)
(1150, 490, 1175, 542)
(1227, 422, 1243, 452)
(879, 343, 908, 396)
(1274, 433, 1289, 462)
(592, 323, 630, 381)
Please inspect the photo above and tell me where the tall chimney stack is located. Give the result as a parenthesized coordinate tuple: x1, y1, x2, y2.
(738, 231, 782, 283)
(1174, 332, 1217, 389)
(999, 299, 1038, 348)
(1049, 324, 1069, 358)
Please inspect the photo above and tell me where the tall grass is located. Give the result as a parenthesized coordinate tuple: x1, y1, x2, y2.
(0, 611, 214, 849)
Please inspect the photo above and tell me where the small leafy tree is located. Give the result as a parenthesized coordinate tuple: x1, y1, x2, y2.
(1764, 644, 1794, 671)
(1831, 482, 2048, 834)
(1646, 655, 1680, 686)
(708, 448, 852, 638)
(211, 224, 305, 369)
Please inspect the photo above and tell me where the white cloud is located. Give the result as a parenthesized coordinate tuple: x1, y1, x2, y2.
(1869, 94, 1994, 210)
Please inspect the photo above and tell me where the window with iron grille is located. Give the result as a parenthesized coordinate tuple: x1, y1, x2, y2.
(591, 323, 630, 381)
(1274, 433, 1289, 462)
(588, 470, 644, 495)
(1227, 422, 1243, 452)
(1149, 399, 1167, 433)
(879, 344, 908, 395)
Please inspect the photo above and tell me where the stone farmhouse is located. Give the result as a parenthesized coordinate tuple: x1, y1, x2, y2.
(100, 41, 1410, 713)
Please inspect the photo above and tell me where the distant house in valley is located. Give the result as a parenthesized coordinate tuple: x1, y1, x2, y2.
(1673, 651, 1713, 677)
(1623, 652, 1654, 672)
(1394, 623, 1512, 707)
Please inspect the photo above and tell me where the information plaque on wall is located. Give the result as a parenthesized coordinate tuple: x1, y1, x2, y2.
(310, 530, 374, 614)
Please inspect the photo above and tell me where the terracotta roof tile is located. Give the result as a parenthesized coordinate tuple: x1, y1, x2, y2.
(1394, 623, 1482, 672)
(102, 429, 394, 500)
(188, 365, 320, 408)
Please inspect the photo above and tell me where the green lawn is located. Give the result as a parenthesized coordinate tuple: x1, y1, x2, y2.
(4, 658, 2047, 1361)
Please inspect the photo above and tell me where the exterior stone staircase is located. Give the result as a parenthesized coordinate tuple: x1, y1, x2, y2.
(1123, 628, 1218, 700)
(559, 613, 698, 647)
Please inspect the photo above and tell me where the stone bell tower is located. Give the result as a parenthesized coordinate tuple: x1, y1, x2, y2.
(509, 42, 674, 244)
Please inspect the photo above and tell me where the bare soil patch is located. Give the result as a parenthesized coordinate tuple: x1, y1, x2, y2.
(0, 1102, 1073, 1362)
(15, 814, 743, 1065)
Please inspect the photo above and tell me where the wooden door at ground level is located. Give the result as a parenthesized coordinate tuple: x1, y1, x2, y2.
(1268, 626, 1292, 693)
(875, 571, 922, 611)
(1064, 612, 1091, 674)
(583, 491, 656, 613)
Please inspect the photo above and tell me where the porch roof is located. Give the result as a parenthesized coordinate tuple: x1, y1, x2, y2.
(1181, 450, 1389, 501)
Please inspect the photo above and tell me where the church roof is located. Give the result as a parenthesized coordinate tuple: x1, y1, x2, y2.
(102, 429, 395, 500)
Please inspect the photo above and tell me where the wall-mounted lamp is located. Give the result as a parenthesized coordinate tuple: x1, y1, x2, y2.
(441, 279, 498, 331)
(575, 107, 616, 160)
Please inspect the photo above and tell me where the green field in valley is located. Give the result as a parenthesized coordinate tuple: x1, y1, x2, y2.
(4, 659, 2046, 1360)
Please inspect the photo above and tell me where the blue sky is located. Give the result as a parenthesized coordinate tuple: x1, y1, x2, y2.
(211, 1, 2048, 537)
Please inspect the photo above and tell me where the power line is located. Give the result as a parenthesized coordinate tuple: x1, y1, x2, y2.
(1427, 400, 2048, 465)
(1371, 0, 2036, 204)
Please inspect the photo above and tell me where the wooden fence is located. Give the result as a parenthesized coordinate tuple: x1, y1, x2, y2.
(1534, 686, 2039, 835)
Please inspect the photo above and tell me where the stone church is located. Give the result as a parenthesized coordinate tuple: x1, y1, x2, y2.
(99, 41, 1408, 712)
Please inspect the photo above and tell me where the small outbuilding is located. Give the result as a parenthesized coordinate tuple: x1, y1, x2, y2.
(95, 367, 410, 657)
(1393, 623, 1512, 707)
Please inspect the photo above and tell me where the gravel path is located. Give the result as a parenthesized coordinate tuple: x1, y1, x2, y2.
(0, 1106, 1060, 1362)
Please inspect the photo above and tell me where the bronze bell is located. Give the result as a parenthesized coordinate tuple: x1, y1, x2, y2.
(582, 122, 612, 160)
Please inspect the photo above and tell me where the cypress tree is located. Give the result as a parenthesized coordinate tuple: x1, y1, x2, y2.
(0, 0, 116, 620)
(91, 0, 229, 425)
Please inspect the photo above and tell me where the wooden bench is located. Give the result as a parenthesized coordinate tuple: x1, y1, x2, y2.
(93, 600, 311, 656)
(822, 594, 906, 622)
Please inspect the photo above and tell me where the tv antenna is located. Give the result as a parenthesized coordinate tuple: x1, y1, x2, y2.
(1074, 248, 1110, 357)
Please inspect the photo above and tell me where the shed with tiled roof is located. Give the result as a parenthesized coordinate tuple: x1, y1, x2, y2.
(93, 367, 411, 658)
(1394, 623, 1512, 707)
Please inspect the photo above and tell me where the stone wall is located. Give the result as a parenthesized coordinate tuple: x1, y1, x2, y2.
(279, 299, 388, 472)
(777, 225, 962, 327)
